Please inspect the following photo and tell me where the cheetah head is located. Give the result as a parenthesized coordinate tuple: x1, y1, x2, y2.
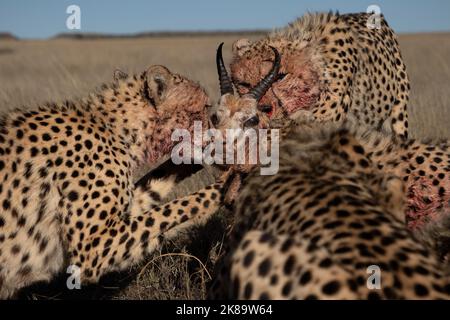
(109, 65, 210, 166)
(229, 38, 321, 121)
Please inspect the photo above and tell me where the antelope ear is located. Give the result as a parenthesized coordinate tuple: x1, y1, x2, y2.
(145, 65, 173, 106)
(232, 38, 252, 57)
(113, 69, 128, 81)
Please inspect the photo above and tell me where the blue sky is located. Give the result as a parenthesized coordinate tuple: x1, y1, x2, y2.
(1, 0, 449, 39)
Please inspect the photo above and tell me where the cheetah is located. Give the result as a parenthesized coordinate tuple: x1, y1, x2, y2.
(0, 65, 230, 298)
(211, 12, 410, 139)
(309, 121, 450, 261)
(209, 123, 450, 299)
(214, 47, 448, 263)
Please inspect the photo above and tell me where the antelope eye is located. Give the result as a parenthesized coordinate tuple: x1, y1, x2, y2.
(244, 115, 259, 127)
(278, 73, 287, 80)
(211, 113, 220, 126)
(258, 105, 273, 113)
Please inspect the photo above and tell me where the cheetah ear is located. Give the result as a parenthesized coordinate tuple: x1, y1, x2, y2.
(144, 65, 173, 106)
(113, 69, 128, 82)
(232, 38, 252, 57)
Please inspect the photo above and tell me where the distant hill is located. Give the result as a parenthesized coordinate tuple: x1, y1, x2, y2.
(53, 30, 268, 40)
(0, 32, 18, 40)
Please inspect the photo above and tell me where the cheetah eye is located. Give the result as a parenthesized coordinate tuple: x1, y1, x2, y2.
(258, 105, 272, 113)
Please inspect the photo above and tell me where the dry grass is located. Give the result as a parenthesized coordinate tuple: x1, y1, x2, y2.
(0, 35, 260, 112)
(1, 33, 449, 137)
(2, 32, 450, 300)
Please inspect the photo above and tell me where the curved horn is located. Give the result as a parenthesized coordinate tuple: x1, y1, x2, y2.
(216, 42, 234, 96)
(249, 46, 281, 101)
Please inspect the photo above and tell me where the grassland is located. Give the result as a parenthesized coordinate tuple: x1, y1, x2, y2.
(1, 32, 449, 299)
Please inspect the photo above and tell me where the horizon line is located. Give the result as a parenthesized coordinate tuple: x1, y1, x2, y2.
(2, 29, 450, 40)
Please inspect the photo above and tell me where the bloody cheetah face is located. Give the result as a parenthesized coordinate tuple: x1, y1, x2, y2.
(111, 65, 210, 165)
(144, 65, 210, 163)
(230, 39, 321, 120)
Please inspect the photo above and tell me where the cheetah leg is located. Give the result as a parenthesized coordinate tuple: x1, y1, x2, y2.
(72, 171, 233, 283)
(129, 176, 176, 217)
